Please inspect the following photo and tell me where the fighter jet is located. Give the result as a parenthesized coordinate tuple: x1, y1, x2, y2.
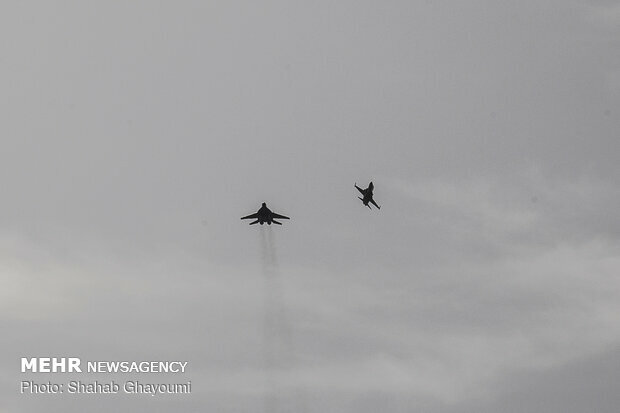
(355, 181, 380, 209)
(241, 202, 290, 225)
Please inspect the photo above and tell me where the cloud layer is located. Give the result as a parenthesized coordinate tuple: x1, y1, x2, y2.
(1, 1, 619, 412)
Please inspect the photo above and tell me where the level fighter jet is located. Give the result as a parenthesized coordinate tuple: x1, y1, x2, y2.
(241, 203, 290, 225)
(355, 182, 380, 209)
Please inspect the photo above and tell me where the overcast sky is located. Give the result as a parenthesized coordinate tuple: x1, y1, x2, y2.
(2, 1, 620, 412)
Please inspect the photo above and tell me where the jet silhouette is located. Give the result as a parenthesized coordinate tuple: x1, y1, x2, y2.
(241, 202, 290, 225)
(355, 182, 380, 209)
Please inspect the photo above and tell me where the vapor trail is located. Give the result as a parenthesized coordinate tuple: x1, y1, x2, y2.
(259, 225, 299, 413)
(260, 225, 280, 412)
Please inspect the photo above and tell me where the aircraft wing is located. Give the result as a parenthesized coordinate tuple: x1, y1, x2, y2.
(369, 199, 381, 209)
(241, 213, 259, 220)
(271, 212, 290, 220)
(355, 184, 365, 195)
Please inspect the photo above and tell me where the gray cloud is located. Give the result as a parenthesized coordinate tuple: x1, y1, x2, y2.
(1, 1, 619, 412)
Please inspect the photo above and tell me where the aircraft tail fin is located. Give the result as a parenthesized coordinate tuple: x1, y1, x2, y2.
(272, 220, 282, 225)
(249, 220, 259, 225)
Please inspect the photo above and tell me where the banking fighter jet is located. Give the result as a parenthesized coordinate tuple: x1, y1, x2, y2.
(355, 181, 381, 209)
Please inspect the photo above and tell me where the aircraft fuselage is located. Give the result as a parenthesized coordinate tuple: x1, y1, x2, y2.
(256, 205, 272, 224)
